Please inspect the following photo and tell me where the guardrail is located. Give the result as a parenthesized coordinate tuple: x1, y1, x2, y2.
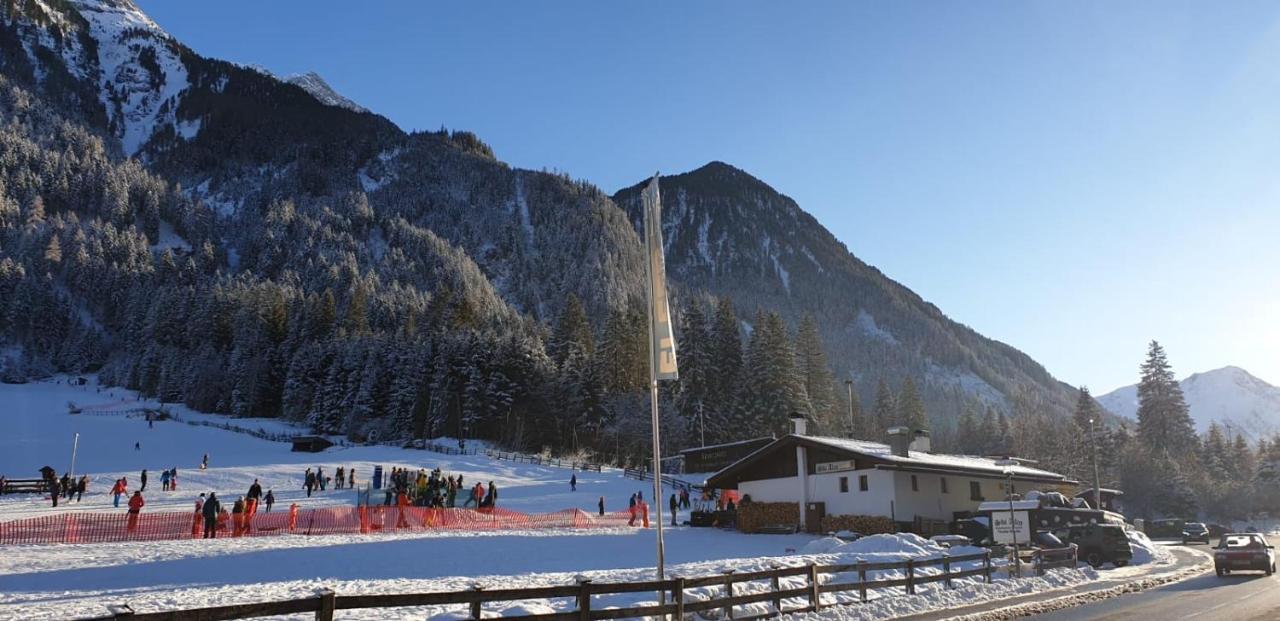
(93, 550, 997, 620)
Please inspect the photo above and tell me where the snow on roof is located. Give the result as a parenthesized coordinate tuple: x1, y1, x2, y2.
(679, 437, 773, 454)
(797, 435, 1068, 480)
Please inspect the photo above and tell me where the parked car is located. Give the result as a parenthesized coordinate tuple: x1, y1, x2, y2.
(1182, 522, 1211, 545)
(1214, 533, 1275, 576)
(1053, 523, 1133, 568)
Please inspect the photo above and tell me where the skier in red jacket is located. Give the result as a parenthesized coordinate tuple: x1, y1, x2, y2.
(127, 491, 145, 532)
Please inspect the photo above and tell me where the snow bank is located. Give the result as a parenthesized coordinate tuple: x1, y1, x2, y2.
(1127, 528, 1172, 565)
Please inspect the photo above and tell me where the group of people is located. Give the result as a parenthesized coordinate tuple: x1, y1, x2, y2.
(303, 466, 354, 497)
(138, 467, 180, 493)
(192, 479, 283, 538)
(45, 472, 89, 507)
(382, 466, 497, 510)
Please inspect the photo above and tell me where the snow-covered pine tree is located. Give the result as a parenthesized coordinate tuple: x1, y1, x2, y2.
(795, 314, 838, 433)
(1135, 340, 1198, 455)
(897, 377, 927, 431)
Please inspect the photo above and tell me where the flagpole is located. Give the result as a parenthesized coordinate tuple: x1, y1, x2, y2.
(643, 174, 668, 597)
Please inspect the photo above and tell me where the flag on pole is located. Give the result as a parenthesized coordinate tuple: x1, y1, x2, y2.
(642, 175, 678, 381)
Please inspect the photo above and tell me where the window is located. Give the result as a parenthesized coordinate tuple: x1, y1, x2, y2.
(970, 481, 983, 501)
(911, 475, 919, 492)
(941, 477, 949, 494)
(859, 475, 869, 491)
(839, 477, 849, 493)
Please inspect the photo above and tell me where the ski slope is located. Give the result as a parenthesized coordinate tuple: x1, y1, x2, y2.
(0, 377, 1144, 621)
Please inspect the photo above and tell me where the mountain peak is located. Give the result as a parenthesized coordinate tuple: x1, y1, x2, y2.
(1098, 365, 1280, 439)
(285, 72, 368, 114)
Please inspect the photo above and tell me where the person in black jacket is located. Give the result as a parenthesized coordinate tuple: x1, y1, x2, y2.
(140, 469, 148, 492)
(247, 479, 263, 502)
(670, 493, 679, 526)
(202, 492, 221, 538)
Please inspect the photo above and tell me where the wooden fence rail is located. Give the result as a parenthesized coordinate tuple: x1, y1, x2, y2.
(91, 550, 1030, 621)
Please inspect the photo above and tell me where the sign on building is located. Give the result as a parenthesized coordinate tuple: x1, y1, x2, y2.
(815, 460, 857, 474)
(990, 510, 1030, 544)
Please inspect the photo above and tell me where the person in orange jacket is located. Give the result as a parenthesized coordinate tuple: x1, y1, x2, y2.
(126, 491, 145, 532)
(287, 503, 299, 531)
(111, 478, 127, 508)
(244, 496, 258, 534)
(396, 490, 410, 528)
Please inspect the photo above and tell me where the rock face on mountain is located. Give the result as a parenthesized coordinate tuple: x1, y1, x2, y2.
(285, 72, 368, 114)
(0, 0, 1080, 447)
(1098, 366, 1280, 440)
(613, 163, 1079, 421)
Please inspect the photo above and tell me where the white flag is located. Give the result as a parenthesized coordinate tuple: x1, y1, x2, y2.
(643, 175, 679, 381)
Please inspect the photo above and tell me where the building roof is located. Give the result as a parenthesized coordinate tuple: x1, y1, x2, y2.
(678, 437, 773, 456)
(706, 434, 1075, 489)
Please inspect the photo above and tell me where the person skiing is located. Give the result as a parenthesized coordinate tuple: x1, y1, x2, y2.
(484, 481, 497, 508)
(336, 466, 345, 490)
(160, 469, 171, 492)
(396, 489, 410, 528)
(135, 441, 141, 451)
(202, 492, 220, 538)
(201, 453, 208, 470)
(48, 476, 60, 508)
(348, 468, 355, 489)
(231, 497, 245, 537)
(670, 493, 679, 526)
(598, 496, 605, 517)
(140, 469, 148, 492)
(304, 469, 315, 498)
(316, 467, 325, 491)
(264, 490, 275, 513)
(193, 493, 205, 538)
(628, 493, 637, 526)
(570, 474, 577, 491)
(76, 475, 87, 502)
(170, 467, 178, 491)
(127, 491, 145, 532)
(111, 478, 126, 507)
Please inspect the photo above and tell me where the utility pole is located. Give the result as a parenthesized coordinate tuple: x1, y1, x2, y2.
(1089, 418, 1102, 511)
(845, 380, 855, 437)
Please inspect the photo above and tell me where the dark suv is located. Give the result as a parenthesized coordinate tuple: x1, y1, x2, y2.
(1182, 522, 1210, 545)
(1055, 523, 1134, 568)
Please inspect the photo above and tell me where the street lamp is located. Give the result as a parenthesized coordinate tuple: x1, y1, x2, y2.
(845, 380, 855, 438)
(995, 458, 1020, 579)
(1088, 418, 1102, 512)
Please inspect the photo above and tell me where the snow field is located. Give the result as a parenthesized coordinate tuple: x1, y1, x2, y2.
(0, 378, 1122, 621)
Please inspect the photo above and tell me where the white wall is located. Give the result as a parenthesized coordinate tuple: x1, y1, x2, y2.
(806, 469, 896, 518)
(739, 476, 803, 504)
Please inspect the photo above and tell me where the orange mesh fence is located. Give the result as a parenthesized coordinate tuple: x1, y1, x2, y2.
(0, 507, 642, 545)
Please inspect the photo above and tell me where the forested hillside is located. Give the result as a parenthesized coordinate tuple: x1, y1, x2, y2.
(2, 0, 1089, 464)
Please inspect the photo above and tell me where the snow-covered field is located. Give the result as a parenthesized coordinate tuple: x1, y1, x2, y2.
(0, 377, 1155, 621)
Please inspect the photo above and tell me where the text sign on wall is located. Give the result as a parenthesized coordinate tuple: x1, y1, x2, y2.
(815, 460, 857, 474)
(991, 510, 1030, 544)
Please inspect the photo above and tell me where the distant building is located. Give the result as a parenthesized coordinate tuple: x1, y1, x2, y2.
(680, 437, 774, 476)
(705, 420, 1076, 532)
(290, 436, 333, 453)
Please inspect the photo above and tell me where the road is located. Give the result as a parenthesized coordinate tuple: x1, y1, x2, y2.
(1028, 542, 1280, 621)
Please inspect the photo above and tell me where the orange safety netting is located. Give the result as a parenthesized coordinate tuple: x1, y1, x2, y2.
(0, 506, 649, 545)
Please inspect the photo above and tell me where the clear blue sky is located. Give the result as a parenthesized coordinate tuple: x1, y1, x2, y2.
(137, 0, 1280, 394)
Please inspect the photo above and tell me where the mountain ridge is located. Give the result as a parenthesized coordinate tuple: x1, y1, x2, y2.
(1097, 366, 1280, 439)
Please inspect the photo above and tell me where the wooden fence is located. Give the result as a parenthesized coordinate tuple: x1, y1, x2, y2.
(622, 468, 702, 493)
(487, 450, 605, 473)
(93, 550, 1013, 621)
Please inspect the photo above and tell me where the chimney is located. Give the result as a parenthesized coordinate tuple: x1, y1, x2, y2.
(910, 429, 932, 454)
(886, 426, 911, 457)
(789, 413, 808, 436)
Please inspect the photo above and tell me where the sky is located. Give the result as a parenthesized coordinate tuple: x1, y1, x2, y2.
(136, 1, 1280, 394)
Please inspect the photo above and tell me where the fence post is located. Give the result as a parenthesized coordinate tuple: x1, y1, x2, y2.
(769, 565, 782, 614)
(983, 550, 992, 584)
(1034, 549, 1043, 576)
(943, 554, 952, 590)
(674, 577, 686, 621)
(315, 589, 335, 621)
(470, 584, 484, 620)
(905, 558, 915, 595)
(576, 578, 592, 621)
(723, 570, 736, 620)
(857, 559, 867, 603)
(808, 563, 821, 612)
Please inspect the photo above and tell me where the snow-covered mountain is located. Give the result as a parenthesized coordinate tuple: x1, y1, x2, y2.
(285, 72, 368, 113)
(1097, 366, 1280, 439)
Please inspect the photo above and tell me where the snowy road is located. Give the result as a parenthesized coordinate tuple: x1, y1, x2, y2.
(1024, 543, 1277, 621)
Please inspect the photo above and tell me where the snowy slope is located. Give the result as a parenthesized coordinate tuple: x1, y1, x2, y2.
(71, 0, 192, 155)
(286, 71, 369, 113)
(1097, 366, 1280, 439)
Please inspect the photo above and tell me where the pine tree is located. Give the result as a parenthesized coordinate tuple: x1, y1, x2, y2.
(675, 298, 712, 444)
(1135, 341, 1197, 455)
(871, 379, 896, 439)
(707, 297, 744, 441)
(896, 377, 927, 431)
(1073, 386, 1101, 431)
(794, 314, 838, 432)
(551, 293, 594, 365)
(955, 402, 980, 454)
